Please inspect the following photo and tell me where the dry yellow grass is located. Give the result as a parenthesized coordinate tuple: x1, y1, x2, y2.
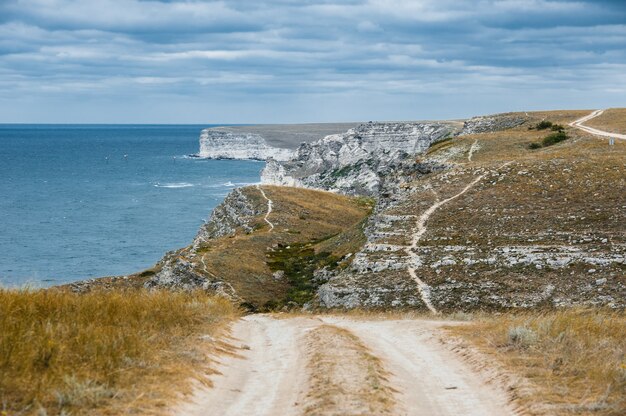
(0, 288, 238, 415)
(448, 309, 626, 416)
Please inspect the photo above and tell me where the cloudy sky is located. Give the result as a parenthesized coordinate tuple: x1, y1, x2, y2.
(1, 0, 625, 123)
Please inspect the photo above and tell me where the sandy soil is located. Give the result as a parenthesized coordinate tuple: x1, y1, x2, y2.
(176, 315, 315, 416)
(174, 315, 515, 416)
(321, 316, 514, 416)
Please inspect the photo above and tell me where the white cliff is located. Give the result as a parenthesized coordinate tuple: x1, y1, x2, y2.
(261, 121, 457, 195)
(198, 128, 295, 161)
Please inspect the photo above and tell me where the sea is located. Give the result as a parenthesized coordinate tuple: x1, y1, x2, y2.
(0, 124, 264, 287)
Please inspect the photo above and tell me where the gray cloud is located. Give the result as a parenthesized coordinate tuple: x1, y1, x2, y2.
(0, 0, 624, 123)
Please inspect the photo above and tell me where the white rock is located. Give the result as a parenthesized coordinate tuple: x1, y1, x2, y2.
(198, 129, 294, 161)
(261, 121, 455, 195)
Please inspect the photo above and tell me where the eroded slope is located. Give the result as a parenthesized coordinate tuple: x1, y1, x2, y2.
(320, 110, 625, 310)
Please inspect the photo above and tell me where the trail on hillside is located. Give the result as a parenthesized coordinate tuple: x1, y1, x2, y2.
(570, 109, 626, 140)
(468, 140, 479, 162)
(404, 162, 511, 314)
(256, 185, 275, 231)
(404, 172, 486, 314)
(175, 315, 514, 416)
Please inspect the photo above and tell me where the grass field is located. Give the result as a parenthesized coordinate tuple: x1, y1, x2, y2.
(0, 288, 238, 415)
(449, 309, 626, 416)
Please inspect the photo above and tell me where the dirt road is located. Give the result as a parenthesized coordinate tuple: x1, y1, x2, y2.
(570, 109, 626, 140)
(175, 315, 515, 416)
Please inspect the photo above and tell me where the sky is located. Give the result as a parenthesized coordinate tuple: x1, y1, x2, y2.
(0, 0, 625, 123)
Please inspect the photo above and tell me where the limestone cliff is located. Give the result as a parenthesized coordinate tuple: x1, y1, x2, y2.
(460, 113, 526, 135)
(198, 128, 294, 161)
(314, 112, 625, 311)
(261, 121, 459, 195)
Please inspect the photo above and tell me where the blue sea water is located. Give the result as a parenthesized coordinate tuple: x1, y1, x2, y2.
(0, 124, 263, 287)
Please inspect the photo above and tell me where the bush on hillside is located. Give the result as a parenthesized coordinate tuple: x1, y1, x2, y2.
(535, 120, 553, 130)
(528, 130, 569, 149)
(542, 131, 569, 146)
(550, 123, 565, 132)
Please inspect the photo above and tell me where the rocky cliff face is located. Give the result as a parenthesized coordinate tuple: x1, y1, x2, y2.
(145, 187, 263, 298)
(198, 128, 294, 161)
(192, 188, 261, 245)
(261, 121, 458, 195)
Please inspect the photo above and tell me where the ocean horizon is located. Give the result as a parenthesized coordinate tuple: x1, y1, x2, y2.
(0, 124, 264, 287)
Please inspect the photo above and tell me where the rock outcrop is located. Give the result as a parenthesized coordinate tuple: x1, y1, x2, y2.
(261, 121, 458, 195)
(461, 113, 527, 135)
(198, 128, 294, 161)
(145, 187, 263, 298)
(193, 188, 262, 245)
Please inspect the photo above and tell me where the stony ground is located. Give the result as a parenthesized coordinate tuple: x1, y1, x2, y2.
(320, 110, 625, 310)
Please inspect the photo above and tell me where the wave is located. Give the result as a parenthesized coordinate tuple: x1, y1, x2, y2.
(221, 181, 259, 187)
(154, 181, 258, 189)
(154, 182, 194, 189)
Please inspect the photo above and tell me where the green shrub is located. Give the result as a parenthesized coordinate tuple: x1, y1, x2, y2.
(536, 120, 553, 130)
(528, 142, 542, 150)
(542, 131, 569, 147)
(550, 124, 565, 132)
